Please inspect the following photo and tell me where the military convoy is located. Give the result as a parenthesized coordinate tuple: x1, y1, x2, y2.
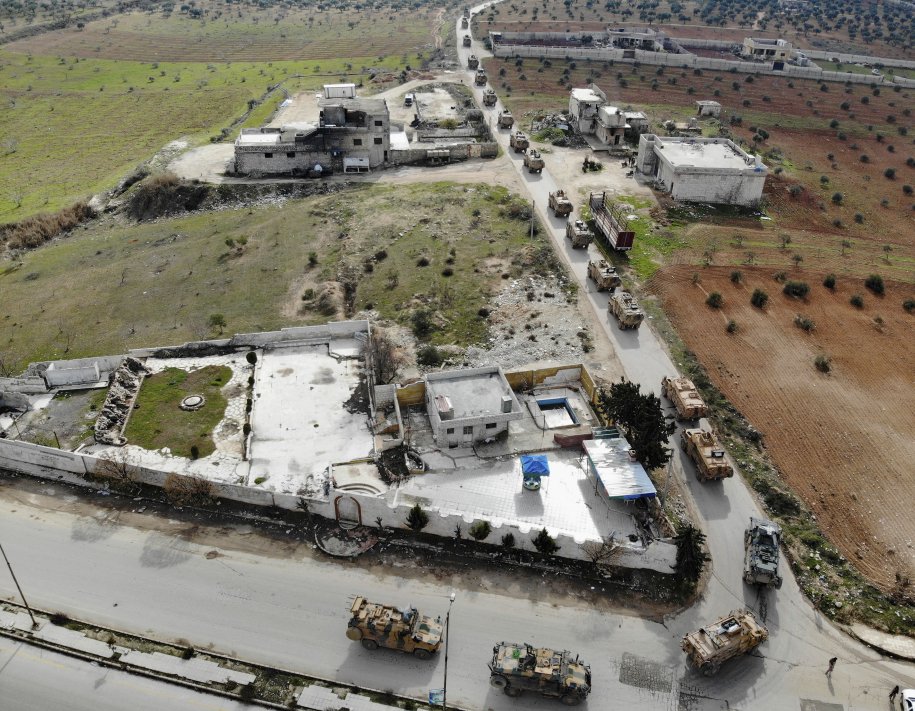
(489, 641, 591, 705)
(474, 68, 487, 85)
(681, 427, 733, 481)
(497, 109, 514, 127)
(463, 34, 472, 47)
(509, 131, 529, 153)
(608, 291, 644, 329)
(587, 259, 621, 290)
(661, 376, 709, 420)
(467, 54, 479, 70)
(744, 518, 783, 588)
(346, 597, 443, 660)
(523, 148, 545, 173)
(548, 189, 573, 217)
(566, 220, 593, 249)
(682, 610, 768, 676)
(483, 89, 498, 107)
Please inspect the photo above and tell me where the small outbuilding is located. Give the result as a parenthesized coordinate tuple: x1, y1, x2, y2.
(695, 100, 721, 118)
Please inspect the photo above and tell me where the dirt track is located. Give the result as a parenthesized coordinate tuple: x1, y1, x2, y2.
(652, 265, 915, 591)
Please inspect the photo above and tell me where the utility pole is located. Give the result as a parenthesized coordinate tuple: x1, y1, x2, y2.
(0, 541, 38, 629)
(530, 200, 535, 241)
(442, 591, 456, 711)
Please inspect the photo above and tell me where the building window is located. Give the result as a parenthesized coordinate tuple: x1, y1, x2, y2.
(485, 423, 497, 429)
(374, 120, 383, 127)
(353, 138, 363, 146)
(446, 427, 454, 435)
(286, 152, 295, 158)
(463, 426, 473, 435)
(374, 137, 382, 145)
(264, 153, 273, 158)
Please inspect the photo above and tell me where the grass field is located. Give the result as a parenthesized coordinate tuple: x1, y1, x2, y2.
(0, 182, 552, 373)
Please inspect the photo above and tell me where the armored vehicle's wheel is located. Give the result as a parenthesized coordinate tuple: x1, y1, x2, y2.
(361, 639, 379, 651)
(699, 661, 720, 677)
(774, 576, 783, 590)
(504, 686, 522, 698)
(560, 693, 583, 706)
(489, 675, 508, 689)
(413, 648, 432, 660)
(345, 627, 363, 641)
(743, 573, 753, 586)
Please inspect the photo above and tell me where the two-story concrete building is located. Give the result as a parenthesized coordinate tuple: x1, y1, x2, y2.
(741, 37, 793, 62)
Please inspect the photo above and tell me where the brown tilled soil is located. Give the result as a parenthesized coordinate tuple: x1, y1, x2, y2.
(651, 265, 915, 591)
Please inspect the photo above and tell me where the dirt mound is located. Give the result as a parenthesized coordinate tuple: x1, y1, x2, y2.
(126, 173, 210, 222)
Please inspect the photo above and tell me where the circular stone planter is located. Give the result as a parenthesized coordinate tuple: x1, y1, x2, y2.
(179, 395, 206, 411)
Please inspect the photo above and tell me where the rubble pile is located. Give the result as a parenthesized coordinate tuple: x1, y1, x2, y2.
(94, 357, 149, 446)
(530, 114, 588, 148)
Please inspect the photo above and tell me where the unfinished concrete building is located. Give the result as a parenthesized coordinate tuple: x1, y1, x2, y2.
(607, 26, 666, 51)
(695, 100, 722, 118)
(234, 94, 390, 176)
(636, 135, 768, 206)
(568, 86, 605, 134)
(741, 37, 793, 62)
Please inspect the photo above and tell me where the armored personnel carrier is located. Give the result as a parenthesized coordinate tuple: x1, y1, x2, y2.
(483, 89, 498, 107)
(463, 34, 472, 47)
(587, 259, 621, 289)
(489, 641, 591, 705)
(345, 597, 443, 660)
(661, 376, 709, 420)
(523, 148, 545, 173)
(608, 290, 644, 329)
(744, 517, 783, 588)
(566, 219, 593, 249)
(468, 54, 479, 70)
(548, 189, 573, 216)
(509, 131, 529, 153)
(682, 610, 768, 676)
(474, 68, 487, 85)
(497, 109, 514, 128)
(681, 427, 733, 481)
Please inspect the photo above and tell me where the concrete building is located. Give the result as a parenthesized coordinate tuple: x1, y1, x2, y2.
(742, 37, 793, 62)
(607, 26, 666, 51)
(568, 86, 605, 134)
(695, 100, 722, 118)
(636, 135, 768, 206)
(234, 93, 390, 176)
(596, 105, 626, 146)
(623, 110, 649, 138)
(424, 366, 523, 447)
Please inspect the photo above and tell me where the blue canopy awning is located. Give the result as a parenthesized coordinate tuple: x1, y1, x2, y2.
(520, 454, 550, 476)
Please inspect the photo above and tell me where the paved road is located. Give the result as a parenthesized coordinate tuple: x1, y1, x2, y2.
(0, 634, 248, 711)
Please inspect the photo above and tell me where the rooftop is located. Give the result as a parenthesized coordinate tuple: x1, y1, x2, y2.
(426, 367, 519, 419)
(570, 87, 603, 104)
(317, 96, 387, 112)
(654, 137, 765, 172)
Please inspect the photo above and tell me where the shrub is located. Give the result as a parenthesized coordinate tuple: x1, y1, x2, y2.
(706, 292, 723, 308)
(823, 274, 836, 290)
(751, 289, 769, 308)
(794, 314, 816, 332)
(245, 351, 257, 365)
(405, 503, 429, 531)
(904, 185, 914, 196)
(307, 251, 318, 266)
(903, 299, 915, 313)
(416, 344, 444, 367)
(864, 274, 885, 295)
(469, 520, 492, 541)
(410, 309, 435, 339)
(831, 192, 843, 205)
(884, 168, 896, 179)
(416, 256, 430, 267)
(854, 213, 864, 224)
(773, 271, 787, 283)
(850, 294, 864, 308)
(730, 270, 742, 284)
(814, 355, 831, 373)
(860, 154, 869, 163)
(726, 320, 738, 333)
(441, 267, 454, 277)
(0, 201, 96, 250)
(501, 532, 516, 549)
(783, 281, 810, 299)
(532, 528, 560, 555)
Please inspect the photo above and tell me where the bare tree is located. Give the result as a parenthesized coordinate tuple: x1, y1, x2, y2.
(164, 473, 216, 507)
(362, 327, 404, 385)
(93, 449, 141, 494)
(581, 534, 623, 570)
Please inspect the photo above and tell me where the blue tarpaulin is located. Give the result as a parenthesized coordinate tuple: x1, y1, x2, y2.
(520, 454, 550, 476)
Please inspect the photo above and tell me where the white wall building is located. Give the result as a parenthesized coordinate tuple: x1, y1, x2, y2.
(742, 37, 793, 61)
(636, 135, 768, 206)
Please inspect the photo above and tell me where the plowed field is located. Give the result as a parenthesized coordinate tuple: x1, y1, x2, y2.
(651, 265, 915, 590)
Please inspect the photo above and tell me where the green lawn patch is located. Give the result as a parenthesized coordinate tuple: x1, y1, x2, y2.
(124, 366, 231, 458)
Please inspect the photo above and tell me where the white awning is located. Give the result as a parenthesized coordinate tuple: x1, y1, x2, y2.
(583, 437, 656, 500)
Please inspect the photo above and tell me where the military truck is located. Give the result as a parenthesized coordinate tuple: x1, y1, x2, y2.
(497, 109, 514, 128)
(661, 375, 709, 420)
(548, 189, 573, 217)
(489, 641, 591, 705)
(463, 34, 472, 47)
(744, 518, 783, 588)
(523, 148, 545, 173)
(474, 68, 487, 85)
(509, 131, 529, 153)
(682, 610, 768, 676)
(588, 192, 635, 251)
(566, 220, 593, 249)
(681, 427, 733, 481)
(483, 89, 498, 107)
(608, 291, 644, 329)
(345, 596, 443, 660)
(467, 54, 479, 70)
(587, 259, 621, 290)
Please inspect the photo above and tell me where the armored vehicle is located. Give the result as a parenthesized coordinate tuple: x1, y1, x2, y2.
(744, 517, 783, 588)
(608, 290, 644, 329)
(489, 641, 591, 705)
(661, 376, 709, 420)
(497, 109, 514, 128)
(587, 259, 621, 289)
(523, 148, 545, 173)
(566, 219, 593, 249)
(548, 189, 573, 217)
(509, 131, 529, 153)
(463, 34, 472, 47)
(682, 610, 768, 676)
(461, 16, 469, 29)
(467, 54, 479, 70)
(474, 68, 487, 85)
(346, 597, 443, 660)
(483, 89, 498, 107)
(681, 427, 733, 481)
